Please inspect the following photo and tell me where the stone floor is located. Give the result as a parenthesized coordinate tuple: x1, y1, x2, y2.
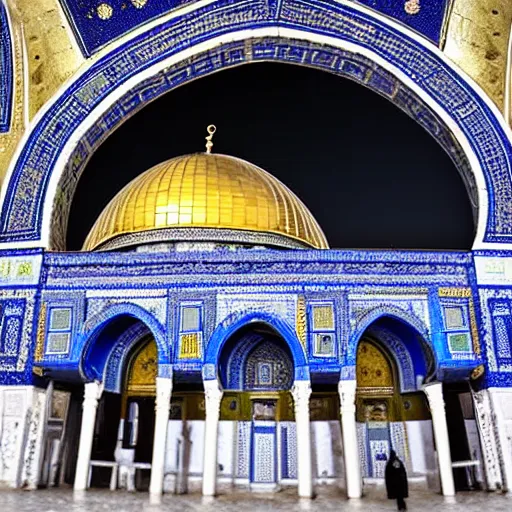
(0, 485, 511, 512)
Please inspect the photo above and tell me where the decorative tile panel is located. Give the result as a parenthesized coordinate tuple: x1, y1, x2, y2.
(369, 439, 389, 478)
(444, 306, 465, 329)
(236, 421, 251, 479)
(57, 0, 450, 58)
(46, 332, 71, 355)
(0, 253, 43, 287)
(3, 2, 511, 246)
(448, 332, 471, 353)
(217, 294, 297, 328)
(0, 290, 36, 386)
(86, 296, 167, 327)
(312, 304, 334, 330)
(389, 421, 409, 471)
(49, 308, 71, 331)
(354, 0, 450, 44)
(178, 332, 201, 359)
(252, 430, 275, 483)
(357, 422, 368, 477)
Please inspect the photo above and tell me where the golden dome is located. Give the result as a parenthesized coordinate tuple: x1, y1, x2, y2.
(83, 153, 328, 251)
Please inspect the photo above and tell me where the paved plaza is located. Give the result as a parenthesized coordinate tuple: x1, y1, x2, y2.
(0, 486, 511, 512)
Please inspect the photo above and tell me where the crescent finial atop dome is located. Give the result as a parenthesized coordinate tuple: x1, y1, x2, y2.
(82, 139, 329, 251)
(205, 124, 216, 154)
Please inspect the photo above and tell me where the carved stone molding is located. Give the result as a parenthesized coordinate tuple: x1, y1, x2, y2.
(154, 377, 173, 412)
(471, 388, 503, 490)
(83, 381, 103, 410)
(291, 380, 312, 413)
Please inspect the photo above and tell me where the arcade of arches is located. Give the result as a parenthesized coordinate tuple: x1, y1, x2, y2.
(53, 319, 481, 497)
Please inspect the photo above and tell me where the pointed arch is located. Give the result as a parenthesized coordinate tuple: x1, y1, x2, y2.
(79, 302, 168, 381)
(204, 310, 308, 382)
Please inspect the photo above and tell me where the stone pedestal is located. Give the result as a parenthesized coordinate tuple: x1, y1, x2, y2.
(74, 381, 103, 491)
(292, 380, 313, 498)
(423, 382, 455, 497)
(149, 377, 173, 496)
(202, 379, 223, 497)
(338, 380, 362, 499)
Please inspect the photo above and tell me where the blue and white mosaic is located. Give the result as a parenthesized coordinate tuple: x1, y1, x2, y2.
(354, 0, 450, 44)
(58, 0, 450, 57)
(2, 0, 511, 247)
(0, 2, 13, 133)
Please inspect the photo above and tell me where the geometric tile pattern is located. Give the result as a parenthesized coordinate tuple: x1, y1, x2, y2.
(2, 1, 510, 246)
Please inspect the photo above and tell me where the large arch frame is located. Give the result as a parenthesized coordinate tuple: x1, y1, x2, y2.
(0, 0, 511, 249)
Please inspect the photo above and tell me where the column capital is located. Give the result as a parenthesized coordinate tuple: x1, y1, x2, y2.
(291, 379, 312, 404)
(84, 380, 103, 396)
(155, 377, 173, 410)
(203, 379, 223, 412)
(83, 381, 103, 407)
(422, 381, 445, 412)
(338, 379, 357, 413)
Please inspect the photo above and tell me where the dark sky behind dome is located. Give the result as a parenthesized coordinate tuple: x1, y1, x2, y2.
(67, 62, 475, 251)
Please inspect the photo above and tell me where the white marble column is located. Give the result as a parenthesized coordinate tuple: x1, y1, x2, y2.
(149, 377, 173, 496)
(338, 380, 362, 499)
(74, 381, 103, 491)
(471, 388, 503, 491)
(423, 382, 455, 497)
(202, 379, 223, 497)
(292, 380, 314, 498)
(487, 388, 512, 492)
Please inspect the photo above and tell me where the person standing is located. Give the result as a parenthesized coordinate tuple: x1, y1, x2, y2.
(385, 449, 408, 511)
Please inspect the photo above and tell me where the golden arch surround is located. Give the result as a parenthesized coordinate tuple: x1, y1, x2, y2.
(125, 337, 157, 397)
(12, 28, 495, 250)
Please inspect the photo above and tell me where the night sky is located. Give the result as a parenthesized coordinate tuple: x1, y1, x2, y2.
(67, 63, 475, 251)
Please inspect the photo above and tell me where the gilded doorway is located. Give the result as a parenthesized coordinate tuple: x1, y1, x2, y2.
(356, 339, 430, 479)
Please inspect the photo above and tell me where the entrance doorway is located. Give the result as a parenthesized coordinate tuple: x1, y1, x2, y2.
(119, 337, 157, 490)
(250, 399, 278, 489)
(356, 337, 432, 480)
(218, 322, 295, 489)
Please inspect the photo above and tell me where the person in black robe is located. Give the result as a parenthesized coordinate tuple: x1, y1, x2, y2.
(385, 449, 408, 511)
